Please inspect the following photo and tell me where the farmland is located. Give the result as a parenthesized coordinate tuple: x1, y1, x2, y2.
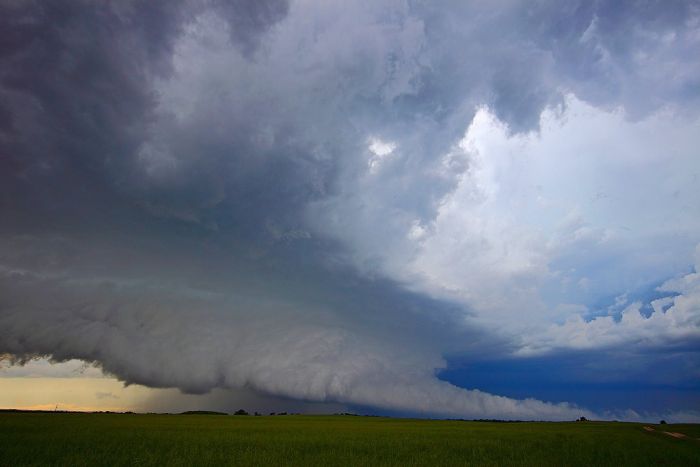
(0, 412, 698, 466)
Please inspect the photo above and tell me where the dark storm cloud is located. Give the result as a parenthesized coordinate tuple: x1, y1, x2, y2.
(0, 0, 698, 419)
(520, 0, 700, 116)
(4, 0, 693, 236)
(211, 0, 290, 57)
(0, 0, 291, 233)
(0, 0, 185, 200)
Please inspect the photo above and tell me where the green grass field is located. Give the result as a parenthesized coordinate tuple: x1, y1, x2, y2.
(0, 412, 698, 466)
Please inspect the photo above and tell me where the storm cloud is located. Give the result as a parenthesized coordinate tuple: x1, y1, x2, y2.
(1, 0, 699, 420)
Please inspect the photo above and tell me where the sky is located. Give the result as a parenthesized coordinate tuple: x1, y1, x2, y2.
(1, 0, 699, 422)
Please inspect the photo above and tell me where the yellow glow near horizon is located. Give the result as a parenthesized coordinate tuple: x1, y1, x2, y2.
(0, 377, 161, 412)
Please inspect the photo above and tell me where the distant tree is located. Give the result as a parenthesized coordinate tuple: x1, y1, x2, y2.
(233, 409, 249, 416)
(269, 412, 276, 416)
(254, 412, 261, 416)
(278, 412, 287, 416)
(660, 420, 667, 425)
(577, 416, 588, 422)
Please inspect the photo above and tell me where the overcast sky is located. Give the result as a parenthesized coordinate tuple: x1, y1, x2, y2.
(1, 0, 699, 421)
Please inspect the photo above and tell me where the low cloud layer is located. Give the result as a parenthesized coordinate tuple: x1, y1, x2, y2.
(0, 259, 590, 420)
(1, 0, 699, 419)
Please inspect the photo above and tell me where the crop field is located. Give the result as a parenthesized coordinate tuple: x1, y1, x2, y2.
(0, 412, 698, 466)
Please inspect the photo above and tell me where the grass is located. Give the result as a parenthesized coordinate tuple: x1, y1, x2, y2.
(0, 412, 698, 466)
